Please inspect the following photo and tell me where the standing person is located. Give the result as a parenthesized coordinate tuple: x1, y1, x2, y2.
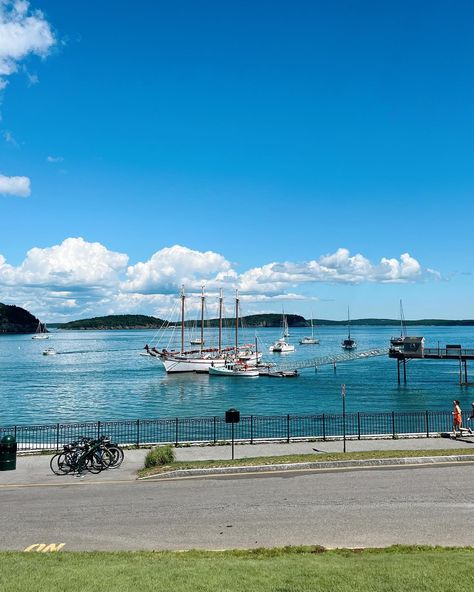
(452, 400, 462, 437)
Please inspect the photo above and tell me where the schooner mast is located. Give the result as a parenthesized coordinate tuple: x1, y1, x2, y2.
(235, 289, 239, 352)
(200, 285, 205, 353)
(180, 284, 185, 354)
(218, 288, 223, 354)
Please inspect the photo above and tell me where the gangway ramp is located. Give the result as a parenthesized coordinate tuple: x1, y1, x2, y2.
(274, 348, 389, 372)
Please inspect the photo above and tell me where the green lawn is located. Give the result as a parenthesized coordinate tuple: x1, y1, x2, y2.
(0, 547, 472, 592)
(139, 447, 474, 477)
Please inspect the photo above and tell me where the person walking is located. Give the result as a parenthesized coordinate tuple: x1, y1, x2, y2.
(452, 400, 462, 438)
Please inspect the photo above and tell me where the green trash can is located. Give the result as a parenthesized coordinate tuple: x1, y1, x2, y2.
(0, 435, 17, 471)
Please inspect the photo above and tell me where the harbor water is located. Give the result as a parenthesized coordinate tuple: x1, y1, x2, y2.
(1, 326, 473, 425)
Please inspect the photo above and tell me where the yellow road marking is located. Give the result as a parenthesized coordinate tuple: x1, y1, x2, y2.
(24, 543, 65, 552)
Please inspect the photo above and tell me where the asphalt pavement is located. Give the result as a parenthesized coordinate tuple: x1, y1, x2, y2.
(0, 464, 473, 551)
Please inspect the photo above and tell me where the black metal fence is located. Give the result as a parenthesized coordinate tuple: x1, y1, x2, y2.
(0, 410, 455, 452)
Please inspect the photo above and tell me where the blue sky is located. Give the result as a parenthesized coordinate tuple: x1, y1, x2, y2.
(0, 0, 473, 321)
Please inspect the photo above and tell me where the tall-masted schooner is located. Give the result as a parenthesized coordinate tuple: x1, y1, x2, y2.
(155, 287, 261, 373)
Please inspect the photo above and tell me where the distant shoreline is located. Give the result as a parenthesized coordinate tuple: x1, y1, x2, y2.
(47, 316, 474, 330)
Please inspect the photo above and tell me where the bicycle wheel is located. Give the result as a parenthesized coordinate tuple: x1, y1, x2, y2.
(106, 446, 124, 468)
(83, 452, 103, 474)
(96, 447, 115, 470)
(50, 453, 71, 475)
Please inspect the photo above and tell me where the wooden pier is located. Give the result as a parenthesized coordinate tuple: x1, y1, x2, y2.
(389, 345, 474, 385)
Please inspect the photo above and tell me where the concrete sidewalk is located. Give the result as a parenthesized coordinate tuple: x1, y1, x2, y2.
(0, 435, 473, 486)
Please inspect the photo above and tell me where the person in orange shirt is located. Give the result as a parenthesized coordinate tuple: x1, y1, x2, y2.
(452, 400, 462, 437)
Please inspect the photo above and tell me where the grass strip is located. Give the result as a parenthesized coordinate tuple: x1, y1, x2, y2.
(138, 447, 474, 477)
(0, 546, 472, 592)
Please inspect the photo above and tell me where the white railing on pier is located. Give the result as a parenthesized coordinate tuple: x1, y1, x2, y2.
(273, 348, 390, 371)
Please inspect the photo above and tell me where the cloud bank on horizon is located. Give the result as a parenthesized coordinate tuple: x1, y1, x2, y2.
(0, 237, 439, 320)
(0, 0, 55, 197)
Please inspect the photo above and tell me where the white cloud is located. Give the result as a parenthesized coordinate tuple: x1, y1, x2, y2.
(0, 237, 128, 287)
(0, 239, 437, 320)
(0, 1, 55, 87)
(238, 248, 424, 293)
(122, 245, 233, 294)
(47, 155, 63, 163)
(0, 172, 30, 196)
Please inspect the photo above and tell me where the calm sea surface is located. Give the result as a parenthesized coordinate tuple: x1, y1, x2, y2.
(1, 326, 473, 425)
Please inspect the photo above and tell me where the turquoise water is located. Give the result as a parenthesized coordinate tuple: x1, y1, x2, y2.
(1, 326, 473, 425)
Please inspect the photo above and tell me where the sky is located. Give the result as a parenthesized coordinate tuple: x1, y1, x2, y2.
(0, 0, 473, 322)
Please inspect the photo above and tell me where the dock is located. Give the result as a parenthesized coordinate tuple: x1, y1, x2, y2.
(389, 344, 474, 385)
(275, 348, 388, 372)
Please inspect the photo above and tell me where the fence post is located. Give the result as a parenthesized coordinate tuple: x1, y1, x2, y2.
(175, 417, 179, 446)
(425, 410, 430, 438)
(357, 412, 361, 440)
(392, 411, 395, 439)
(287, 414, 290, 443)
(250, 415, 254, 444)
(97, 420, 101, 439)
(322, 414, 326, 441)
(213, 416, 217, 444)
(56, 423, 60, 451)
(136, 419, 140, 448)
(14, 425, 17, 450)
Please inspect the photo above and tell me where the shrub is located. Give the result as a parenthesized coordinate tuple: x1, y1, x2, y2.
(144, 445, 175, 468)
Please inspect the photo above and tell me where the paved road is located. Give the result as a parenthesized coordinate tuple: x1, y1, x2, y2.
(1, 464, 473, 551)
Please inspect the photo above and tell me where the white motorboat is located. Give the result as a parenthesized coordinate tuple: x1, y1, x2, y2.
(32, 320, 49, 339)
(299, 314, 319, 344)
(341, 307, 357, 350)
(269, 338, 295, 353)
(190, 338, 204, 345)
(266, 370, 299, 378)
(42, 347, 57, 355)
(209, 364, 259, 377)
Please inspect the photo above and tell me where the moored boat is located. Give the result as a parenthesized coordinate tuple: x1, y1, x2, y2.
(341, 307, 357, 350)
(299, 314, 319, 345)
(32, 321, 49, 339)
(209, 363, 259, 378)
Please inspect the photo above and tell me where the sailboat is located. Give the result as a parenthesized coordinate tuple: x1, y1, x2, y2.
(299, 314, 319, 345)
(390, 300, 408, 349)
(270, 311, 295, 353)
(341, 307, 356, 350)
(159, 288, 261, 373)
(32, 321, 49, 340)
(283, 313, 290, 338)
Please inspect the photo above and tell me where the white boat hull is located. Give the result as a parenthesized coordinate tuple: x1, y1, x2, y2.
(32, 335, 49, 340)
(209, 366, 259, 377)
(162, 356, 227, 373)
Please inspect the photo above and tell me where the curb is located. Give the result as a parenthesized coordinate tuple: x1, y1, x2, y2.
(138, 454, 474, 480)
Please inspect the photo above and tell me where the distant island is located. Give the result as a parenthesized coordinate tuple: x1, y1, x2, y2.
(53, 314, 166, 330)
(3, 304, 474, 333)
(48, 313, 474, 330)
(0, 303, 41, 334)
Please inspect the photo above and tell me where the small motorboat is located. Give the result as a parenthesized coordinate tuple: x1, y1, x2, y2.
(209, 363, 259, 377)
(42, 348, 57, 356)
(190, 338, 204, 345)
(266, 370, 299, 378)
